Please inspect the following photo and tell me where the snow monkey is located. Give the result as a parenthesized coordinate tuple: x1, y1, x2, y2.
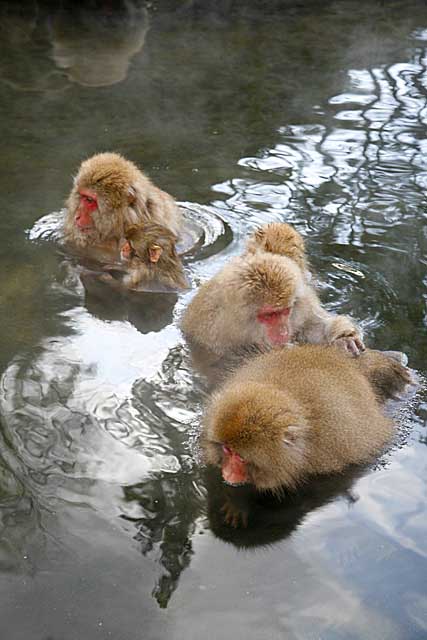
(202, 345, 412, 492)
(64, 152, 182, 261)
(181, 231, 364, 361)
(118, 223, 189, 291)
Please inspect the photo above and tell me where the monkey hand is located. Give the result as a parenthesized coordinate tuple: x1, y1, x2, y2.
(333, 333, 365, 356)
(220, 498, 249, 529)
(327, 316, 365, 356)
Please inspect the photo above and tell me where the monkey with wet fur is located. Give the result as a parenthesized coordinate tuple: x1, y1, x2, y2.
(245, 222, 310, 276)
(91, 223, 189, 293)
(181, 227, 364, 367)
(64, 152, 182, 261)
(202, 344, 412, 492)
(118, 224, 189, 291)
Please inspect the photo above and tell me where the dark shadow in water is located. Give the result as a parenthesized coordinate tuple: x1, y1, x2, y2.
(121, 471, 205, 609)
(80, 269, 179, 334)
(205, 466, 363, 549)
(119, 462, 365, 608)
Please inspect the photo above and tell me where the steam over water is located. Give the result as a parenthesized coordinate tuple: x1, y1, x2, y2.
(1, 2, 427, 638)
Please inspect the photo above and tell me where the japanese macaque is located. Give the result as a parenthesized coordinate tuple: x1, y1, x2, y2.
(202, 345, 412, 492)
(117, 224, 189, 291)
(64, 152, 182, 261)
(245, 222, 309, 275)
(181, 247, 364, 364)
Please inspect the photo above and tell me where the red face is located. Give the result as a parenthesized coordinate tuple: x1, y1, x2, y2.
(120, 240, 133, 260)
(222, 445, 248, 485)
(75, 189, 98, 232)
(257, 305, 291, 346)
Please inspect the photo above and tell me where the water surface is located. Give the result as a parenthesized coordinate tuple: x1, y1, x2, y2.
(1, 1, 427, 639)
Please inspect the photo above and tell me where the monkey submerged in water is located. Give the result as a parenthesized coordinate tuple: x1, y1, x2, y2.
(64, 152, 182, 261)
(96, 223, 190, 292)
(202, 345, 412, 492)
(118, 224, 189, 291)
(181, 223, 364, 364)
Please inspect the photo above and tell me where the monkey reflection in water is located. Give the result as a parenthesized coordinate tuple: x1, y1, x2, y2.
(201, 344, 413, 528)
(205, 465, 364, 543)
(81, 222, 190, 333)
(51, 2, 149, 88)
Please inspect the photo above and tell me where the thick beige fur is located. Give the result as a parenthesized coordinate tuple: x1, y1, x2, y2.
(181, 252, 304, 354)
(245, 222, 309, 274)
(181, 238, 362, 356)
(122, 224, 189, 291)
(203, 345, 408, 491)
(64, 152, 182, 256)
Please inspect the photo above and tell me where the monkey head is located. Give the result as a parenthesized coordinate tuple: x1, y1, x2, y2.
(121, 224, 178, 266)
(203, 381, 307, 492)
(245, 223, 308, 272)
(236, 254, 304, 347)
(65, 153, 142, 246)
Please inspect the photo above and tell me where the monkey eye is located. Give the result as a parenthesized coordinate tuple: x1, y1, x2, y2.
(79, 192, 97, 206)
(222, 444, 244, 462)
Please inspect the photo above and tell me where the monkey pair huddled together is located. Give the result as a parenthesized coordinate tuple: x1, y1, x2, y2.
(62, 153, 413, 498)
(64, 152, 188, 292)
(180, 222, 412, 493)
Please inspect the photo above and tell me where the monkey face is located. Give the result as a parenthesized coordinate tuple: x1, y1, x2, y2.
(256, 305, 292, 345)
(203, 383, 306, 492)
(120, 238, 163, 264)
(75, 189, 98, 231)
(237, 255, 302, 347)
(68, 185, 126, 244)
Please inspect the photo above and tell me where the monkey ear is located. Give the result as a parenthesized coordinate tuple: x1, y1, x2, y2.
(128, 187, 136, 205)
(149, 244, 163, 263)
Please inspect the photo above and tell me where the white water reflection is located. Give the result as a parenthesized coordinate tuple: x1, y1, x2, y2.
(0, 308, 185, 490)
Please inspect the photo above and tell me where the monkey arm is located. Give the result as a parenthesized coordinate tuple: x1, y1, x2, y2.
(296, 290, 364, 355)
(325, 315, 365, 355)
(354, 349, 414, 401)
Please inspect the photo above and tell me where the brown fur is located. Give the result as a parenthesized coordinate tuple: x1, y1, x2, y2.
(181, 253, 304, 354)
(202, 345, 408, 492)
(181, 249, 362, 357)
(245, 223, 309, 274)
(64, 152, 182, 258)
(354, 349, 413, 402)
(122, 224, 189, 291)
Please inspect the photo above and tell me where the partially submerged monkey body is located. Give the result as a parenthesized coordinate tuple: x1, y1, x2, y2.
(119, 224, 189, 291)
(181, 223, 363, 362)
(202, 345, 412, 492)
(64, 152, 182, 260)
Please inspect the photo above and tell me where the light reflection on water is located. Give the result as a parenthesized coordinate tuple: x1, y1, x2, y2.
(1, 1, 427, 638)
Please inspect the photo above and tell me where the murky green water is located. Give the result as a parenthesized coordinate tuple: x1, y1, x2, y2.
(1, 1, 427, 638)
